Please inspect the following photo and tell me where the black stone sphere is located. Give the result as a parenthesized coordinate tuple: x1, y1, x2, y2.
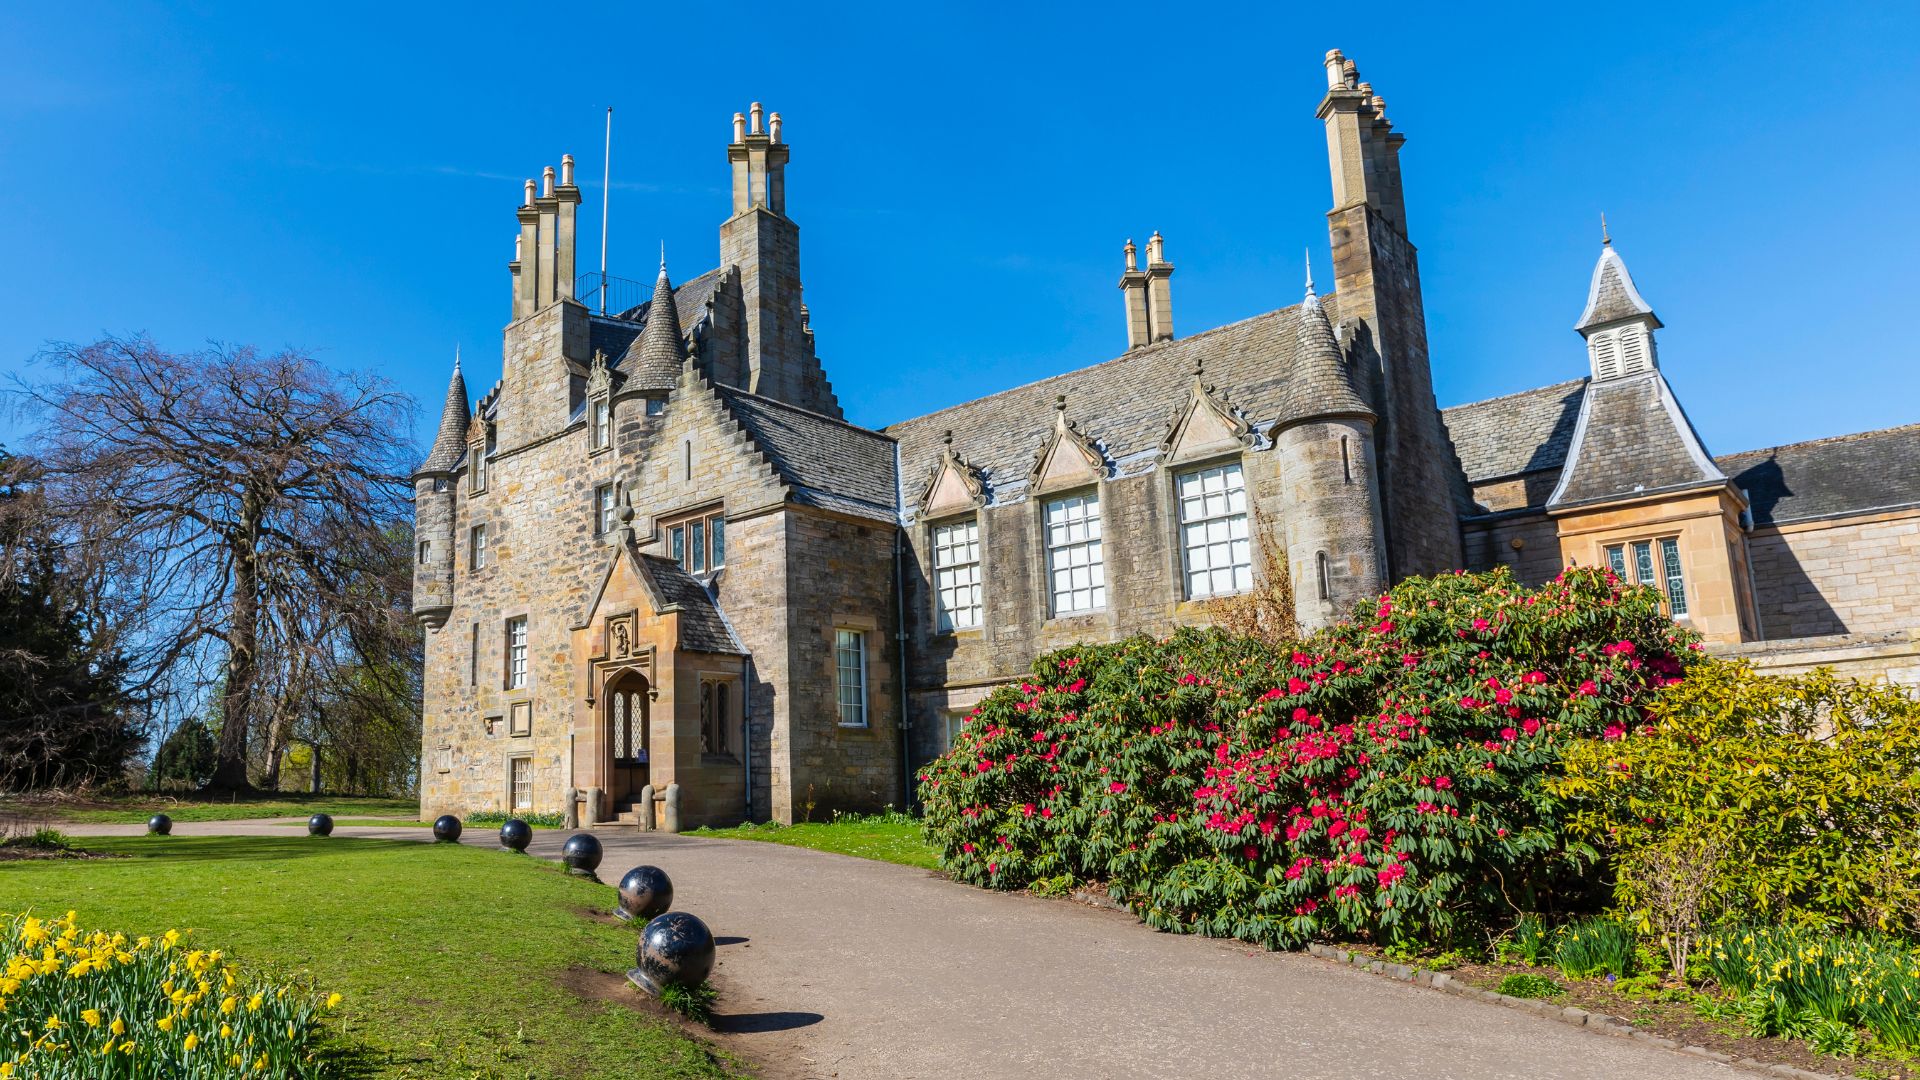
(307, 813, 334, 837)
(561, 832, 603, 874)
(146, 813, 172, 836)
(616, 865, 673, 922)
(634, 911, 715, 994)
(498, 818, 532, 853)
(432, 814, 462, 843)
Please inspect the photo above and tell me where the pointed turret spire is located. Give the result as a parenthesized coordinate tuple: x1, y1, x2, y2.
(1575, 240, 1660, 333)
(1575, 240, 1664, 381)
(1279, 271, 1371, 422)
(419, 351, 471, 473)
(625, 258, 686, 394)
(1304, 248, 1318, 305)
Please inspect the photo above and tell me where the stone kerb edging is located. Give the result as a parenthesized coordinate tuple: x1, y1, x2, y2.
(1298, 943, 1840, 1080)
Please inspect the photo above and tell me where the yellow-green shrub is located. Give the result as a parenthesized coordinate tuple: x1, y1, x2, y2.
(1556, 660, 1920, 934)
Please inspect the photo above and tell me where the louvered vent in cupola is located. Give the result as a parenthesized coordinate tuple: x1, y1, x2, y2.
(1616, 325, 1649, 376)
(1591, 331, 1622, 380)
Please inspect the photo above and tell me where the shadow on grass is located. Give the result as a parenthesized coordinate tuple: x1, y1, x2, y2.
(74, 835, 427, 864)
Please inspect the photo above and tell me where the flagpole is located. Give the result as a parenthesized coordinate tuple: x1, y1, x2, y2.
(599, 106, 612, 314)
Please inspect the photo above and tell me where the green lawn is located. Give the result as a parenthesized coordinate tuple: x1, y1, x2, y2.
(1, 791, 421, 824)
(0, 835, 746, 1078)
(686, 816, 938, 871)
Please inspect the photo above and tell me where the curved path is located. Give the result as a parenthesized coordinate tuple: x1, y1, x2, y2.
(67, 820, 1739, 1080)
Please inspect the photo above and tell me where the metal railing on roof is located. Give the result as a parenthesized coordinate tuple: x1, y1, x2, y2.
(576, 271, 648, 317)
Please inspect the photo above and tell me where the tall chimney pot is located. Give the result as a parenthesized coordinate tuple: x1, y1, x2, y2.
(542, 166, 555, 197)
(750, 102, 764, 135)
(768, 112, 782, 143)
(1324, 49, 1346, 89)
(523, 178, 536, 206)
(733, 112, 747, 143)
(560, 153, 574, 186)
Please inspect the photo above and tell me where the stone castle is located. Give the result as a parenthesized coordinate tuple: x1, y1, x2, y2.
(413, 52, 1920, 828)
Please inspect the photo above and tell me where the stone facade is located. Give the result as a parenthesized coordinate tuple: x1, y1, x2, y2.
(416, 58, 1920, 829)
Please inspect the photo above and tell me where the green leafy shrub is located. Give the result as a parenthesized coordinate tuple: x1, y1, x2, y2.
(1500, 914, 1553, 964)
(1557, 661, 1920, 936)
(1497, 972, 1564, 999)
(1697, 925, 1920, 1051)
(1553, 917, 1637, 978)
(918, 567, 1694, 950)
(465, 811, 564, 828)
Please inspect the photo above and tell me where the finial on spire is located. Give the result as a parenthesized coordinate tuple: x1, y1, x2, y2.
(942, 429, 954, 447)
(659, 240, 667, 273)
(1054, 394, 1067, 413)
(1305, 248, 1316, 296)
(1601, 213, 1611, 246)
(453, 343, 461, 372)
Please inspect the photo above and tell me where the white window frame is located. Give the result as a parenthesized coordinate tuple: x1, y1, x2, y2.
(590, 398, 611, 450)
(931, 517, 982, 632)
(505, 615, 528, 690)
(594, 483, 616, 536)
(1176, 461, 1252, 599)
(1044, 491, 1105, 616)
(470, 524, 489, 570)
(835, 629, 868, 728)
(508, 755, 533, 810)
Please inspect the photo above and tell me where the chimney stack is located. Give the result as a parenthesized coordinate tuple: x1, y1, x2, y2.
(1144, 231, 1174, 343)
(729, 100, 789, 216)
(510, 155, 583, 319)
(1317, 50, 1408, 234)
(1118, 239, 1150, 349)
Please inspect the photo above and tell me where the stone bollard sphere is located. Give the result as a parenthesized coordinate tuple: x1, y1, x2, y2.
(308, 813, 334, 837)
(561, 832, 603, 875)
(634, 911, 716, 994)
(498, 818, 532, 853)
(147, 813, 172, 836)
(432, 815, 462, 843)
(615, 865, 673, 922)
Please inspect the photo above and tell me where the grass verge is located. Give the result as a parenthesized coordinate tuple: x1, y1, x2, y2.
(0, 835, 746, 1078)
(1, 792, 421, 824)
(686, 813, 937, 871)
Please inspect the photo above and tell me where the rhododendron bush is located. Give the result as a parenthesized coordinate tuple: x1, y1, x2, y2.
(918, 567, 1695, 949)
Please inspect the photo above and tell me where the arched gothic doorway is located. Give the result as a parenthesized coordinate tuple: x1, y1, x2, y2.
(604, 669, 650, 812)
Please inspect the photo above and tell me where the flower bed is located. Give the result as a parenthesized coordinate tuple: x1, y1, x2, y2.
(919, 567, 1693, 949)
(0, 910, 338, 1078)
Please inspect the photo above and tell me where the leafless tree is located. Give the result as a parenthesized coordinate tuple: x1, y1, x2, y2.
(9, 336, 415, 790)
(1621, 836, 1727, 982)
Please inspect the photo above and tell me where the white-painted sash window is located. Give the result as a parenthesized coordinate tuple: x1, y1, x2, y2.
(835, 629, 867, 727)
(505, 616, 528, 690)
(1044, 492, 1104, 615)
(932, 518, 982, 631)
(1177, 462, 1251, 598)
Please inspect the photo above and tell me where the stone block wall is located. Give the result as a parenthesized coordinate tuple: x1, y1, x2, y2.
(1746, 509, 1920, 640)
(1461, 510, 1567, 586)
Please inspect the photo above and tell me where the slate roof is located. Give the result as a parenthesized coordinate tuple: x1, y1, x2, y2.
(1279, 292, 1372, 421)
(635, 554, 744, 654)
(886, 297, 1355, 509)
(1575, 245, 1661, 332)
(715, 386, 900, 522)
(1440, 378, 1588, 482)
(418, 360, 471, 474)
(1548, 372, 1726, 508)
(588, 267, 724, 369)
(1716, 424, 1920, 525)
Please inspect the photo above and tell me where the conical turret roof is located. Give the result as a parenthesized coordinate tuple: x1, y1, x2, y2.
(1279, 283, 1372, 422)
(624, 263, 687, 394)
(419, 353, 471, 474)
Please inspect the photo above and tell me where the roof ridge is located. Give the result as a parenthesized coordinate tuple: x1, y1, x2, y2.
(883, 301, 1310, 432)
(717, 384, 896, 442)
(1442, 377, 1589, 414)
(1716, 420, 1920, 462)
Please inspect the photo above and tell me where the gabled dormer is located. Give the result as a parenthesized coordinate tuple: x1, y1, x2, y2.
(1575, 240, 1664, 381)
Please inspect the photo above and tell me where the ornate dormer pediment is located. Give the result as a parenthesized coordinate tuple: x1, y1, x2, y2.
(1161, 360, 1253, 462)
(921, 430, 986, 518)
(586, 348, 612, 399)
(1029, 395, 1107, 493)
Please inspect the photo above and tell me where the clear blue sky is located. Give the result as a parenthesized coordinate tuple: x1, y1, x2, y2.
(3, 2, 1915, 458)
